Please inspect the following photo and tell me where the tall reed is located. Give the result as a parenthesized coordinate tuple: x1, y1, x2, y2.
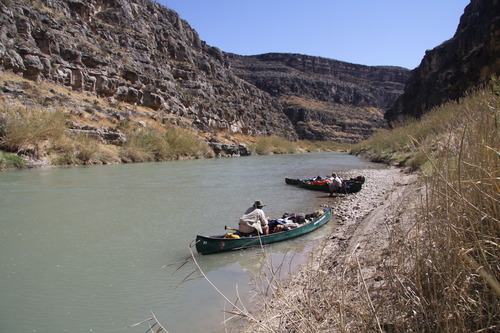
(386, 85, 499, 332)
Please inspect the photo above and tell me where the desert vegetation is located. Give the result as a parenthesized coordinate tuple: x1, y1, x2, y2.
(0, 104, 215, 168)
(351, 80, 499, 173)
(250, 135, 299, 155)
(0, 149, 25, 168)
(0, 102, 340, 169)
(386, 82, 499, 332)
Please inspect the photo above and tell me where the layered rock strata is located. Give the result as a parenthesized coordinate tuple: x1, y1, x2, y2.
(228, 53, 409, 142)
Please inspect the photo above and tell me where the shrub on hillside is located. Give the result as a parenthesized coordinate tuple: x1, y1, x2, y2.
(163, 125, 213, 159)
(252, 136, 298, 155)
(0, 107, 66, 158)
(124, 128, 170, 161)
(120, 126, 213, 162)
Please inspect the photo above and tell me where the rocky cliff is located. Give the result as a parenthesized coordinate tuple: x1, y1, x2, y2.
(385, 0, 500, 125)
(228, 53, 409, 142)
(0, 0, 297, 143)
(0, 0, 409, 146)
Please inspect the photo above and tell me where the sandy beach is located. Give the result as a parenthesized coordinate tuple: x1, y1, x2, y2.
(244, 167, 420, 332)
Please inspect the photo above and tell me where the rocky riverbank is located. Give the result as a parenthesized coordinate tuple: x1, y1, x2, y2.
(243, 167, 419, 332)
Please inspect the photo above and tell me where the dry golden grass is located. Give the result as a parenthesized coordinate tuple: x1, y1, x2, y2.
(384, 84, 500, 332)
(350, 86, 498, 172)
(0, 70, 363, 169)
(1, 106, 67, 156)
(119, 125, 213, 163)
(297, 139, 349, 152)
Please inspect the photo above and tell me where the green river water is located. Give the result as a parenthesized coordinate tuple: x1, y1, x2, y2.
(0, 152, 380, 332)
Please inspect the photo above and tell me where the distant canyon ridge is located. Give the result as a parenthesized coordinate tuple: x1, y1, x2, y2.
(0, 0, 497, 146)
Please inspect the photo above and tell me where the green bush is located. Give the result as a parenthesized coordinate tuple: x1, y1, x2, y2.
(74, 134, 100, 164)
(163, 125, 212, 158)
(0, 150, 25, 169)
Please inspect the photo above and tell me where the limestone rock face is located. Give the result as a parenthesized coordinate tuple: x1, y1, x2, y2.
(228, 53, 409, 142)
(385, 0, 500, 125)
(0, 0, 297, 141)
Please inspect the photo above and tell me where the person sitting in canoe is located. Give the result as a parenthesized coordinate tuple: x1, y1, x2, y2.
(238, 200, 270, 236)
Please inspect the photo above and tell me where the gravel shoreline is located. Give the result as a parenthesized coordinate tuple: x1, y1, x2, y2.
(243, 167, 419, 332)
(316, 167, 418, 261)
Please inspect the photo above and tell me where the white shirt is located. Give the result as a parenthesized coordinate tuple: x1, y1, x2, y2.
(332, 176, 342, 187)
(238, 207, 267, 233)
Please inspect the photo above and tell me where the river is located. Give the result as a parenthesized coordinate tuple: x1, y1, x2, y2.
(0, 152, 380, 332)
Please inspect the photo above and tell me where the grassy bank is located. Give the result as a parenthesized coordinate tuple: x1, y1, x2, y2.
(0, 109, 344, 171)
(0, 150, 25, 169)
(0, 73, 213, 169)
(0, 105, 215, 169)
(0, 106, 342, 169)
(351, 80, 499, 173)
(249, 136, 348, 155)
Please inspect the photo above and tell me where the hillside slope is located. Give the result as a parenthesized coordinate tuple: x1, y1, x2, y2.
(1, 0, 409, 146)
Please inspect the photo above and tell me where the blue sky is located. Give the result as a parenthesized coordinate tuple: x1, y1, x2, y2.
(156, 0, 470, 69)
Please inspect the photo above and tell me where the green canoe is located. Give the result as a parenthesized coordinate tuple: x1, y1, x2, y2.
(285, 176, 365, 193)
(194, 207, 332, 255)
